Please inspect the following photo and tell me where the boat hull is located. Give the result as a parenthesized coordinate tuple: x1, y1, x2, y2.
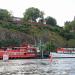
(49, 52, 75, 58)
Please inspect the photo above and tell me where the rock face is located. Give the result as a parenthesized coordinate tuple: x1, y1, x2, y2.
(0, 27, 34, 44)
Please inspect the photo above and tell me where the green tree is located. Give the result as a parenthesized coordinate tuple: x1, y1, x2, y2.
(23, 7, 44, 22)
(0, 9, 11, 21)
(67, 39, 75, 47)
(70, 20, 75, 31)
(63, 32, 75, 40)
(45, 16, 57, 26)
(63, 19, 75, 41)
(44, 41, 56, 52)
(64, 21, 72, 32)
(0, 39, 21, 47)
(64, 18, 75, 32)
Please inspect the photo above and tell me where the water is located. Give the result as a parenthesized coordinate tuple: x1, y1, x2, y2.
(0, 58, 75, 75)
(50, 58, 75, 75)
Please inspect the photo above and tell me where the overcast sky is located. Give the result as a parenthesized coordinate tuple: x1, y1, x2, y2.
(0, 0, 75, 26)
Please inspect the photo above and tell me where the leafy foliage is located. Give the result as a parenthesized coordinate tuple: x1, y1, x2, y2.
(44, 42, 56, 52)
(45, 16, 57, 26)
(0, 7, 75, 49)
(23, 7, 44, 22)
(0, 39, 21, 47)
(64, 19, 75, 32)
(0, 21, 31, 34)
(67, 39, 75, 47)
(0, 9, 11, 21)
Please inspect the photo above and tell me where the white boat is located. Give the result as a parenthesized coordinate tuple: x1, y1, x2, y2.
(49, 48, 75, 58)
(50, 52, 75, 58)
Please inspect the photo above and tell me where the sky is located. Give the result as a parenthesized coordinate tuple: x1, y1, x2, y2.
(0, 0, 75, 26)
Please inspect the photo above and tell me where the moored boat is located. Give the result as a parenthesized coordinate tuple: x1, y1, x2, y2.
(0, 44, 37, 59)
(49, 48, 75, 58)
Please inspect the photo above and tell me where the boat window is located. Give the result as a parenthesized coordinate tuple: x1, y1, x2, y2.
(12, 48, 17, 50)
(7, 48, 12, 50)
(28, 50, 34, 52)
(28, 50, 31, 52)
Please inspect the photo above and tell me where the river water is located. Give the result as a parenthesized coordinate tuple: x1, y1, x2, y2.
(0, 58, 75, 75)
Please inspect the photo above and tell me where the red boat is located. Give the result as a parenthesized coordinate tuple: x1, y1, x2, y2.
(0, 44, 37, 59)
